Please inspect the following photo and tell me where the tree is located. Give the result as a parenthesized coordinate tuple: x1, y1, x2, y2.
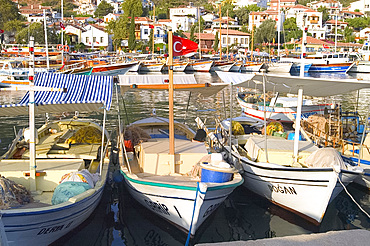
(235, 5, 262, 26)
(106, 16, 129, 50)
(213, 31, 219, 52)
(15, 22, 58, 44)
(128, 13, 136, 51)
(317, 6, 330, 23)
(190, 24, 197, 42)
(3, 19, 25, 33)
(121, 0, 143, 18)
(346, 17, 370, 30)
(74, 42, 86, 52)
(94, 0, 114, 18)
(255, 19, 276, 44)
(283, 17, 303, 42)
(0, 0, 23, 29)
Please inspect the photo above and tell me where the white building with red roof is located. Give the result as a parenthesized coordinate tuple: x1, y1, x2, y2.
(269, 0, 297, 10)
(348, 0, 370, 17)
(248, 10, 280, 31)
(308, 0, 342, 20)
(324, 19, 348, 40)
(81, 24, 112, 50)
(169, 6, 199, 32)
(19, 4, 55, 23)
(296, 9, 326, 39)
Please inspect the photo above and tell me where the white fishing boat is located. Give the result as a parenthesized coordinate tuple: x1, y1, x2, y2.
(240, 62, 264, 72)
(185, 60, 214, 72)
(229, 61, 242, 72)
(346, 60, 370, 73)
(266, 62, 293, 73)
(139, 60, 164, 73)
(211, 60, 236, 72)
(212, 71, 369, 224)
(236, 90, 331, 123)
(117, 72, 242, 236)
(0, 72, 112, 245)
(162, 61, 189, 72)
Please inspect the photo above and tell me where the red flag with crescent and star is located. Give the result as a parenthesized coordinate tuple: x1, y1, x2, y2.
(173, 36, 198, 56)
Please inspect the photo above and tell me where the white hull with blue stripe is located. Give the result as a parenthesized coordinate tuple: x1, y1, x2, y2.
(0, 73, 113, 245)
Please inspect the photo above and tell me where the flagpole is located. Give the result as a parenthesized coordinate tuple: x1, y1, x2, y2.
(226, 9, 229, 59)
(168, 31, 175, 174)
(219, 2, 222, 61)
(43, 9, 50, 70)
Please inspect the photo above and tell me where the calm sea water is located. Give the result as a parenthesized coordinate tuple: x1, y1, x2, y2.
(0, 71, 369, 246)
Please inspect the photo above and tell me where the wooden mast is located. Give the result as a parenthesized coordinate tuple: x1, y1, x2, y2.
(152, 4, 155, 59)
(219, 2, 222, 60)
(198, 7, 202, 59)
(168, 31, 175, 173)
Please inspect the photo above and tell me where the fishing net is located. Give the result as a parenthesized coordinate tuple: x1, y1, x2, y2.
(0, 176, 33, 209)
(304, 148, 347, 170)
(65, 126, 102, 144)
(124, 126, 151, 146)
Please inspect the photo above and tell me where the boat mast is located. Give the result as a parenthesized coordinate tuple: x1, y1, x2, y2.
(218, 2, 222, 60)
(198, 7, 202, 59)
(251, 12, 254, 61)
(29, 36, 37, 192)
(335, 12, 337, 52)
(168, 31, 175, 174)
(61, 0, 64, 66)
(43, 9, 50, 70)
(152, 4, 155, 60)
(277, 0, 280, 57)
(300, 13, 307, 78)
(226, 9, 229, 59)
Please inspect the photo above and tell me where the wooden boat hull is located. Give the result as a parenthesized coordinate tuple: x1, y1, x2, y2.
(237, 96, 329, 123)
(211, 61, 236, 72)
(186, 60, 214, 72)
(240, 63, 264, 72)
(309, 63, 352, 73)
(139, 63, 164, 72)
(162, 62, 189, 72)
(121, 169, 242, 236)
(91, 61, 138, 75)
(267, 62, 293, 73)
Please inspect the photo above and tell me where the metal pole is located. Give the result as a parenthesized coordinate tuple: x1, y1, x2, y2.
(43, 9, 50, 70)
(277, 0, 281, 57)
(226, 9, 229, 59)
(229, 82, 233, 159)
(335, 13, 337, 52)
(300, 14, 306, 78)
(99, 108, 106, 175)
(152, 5, 155, 59)
(29, 36, 37, 192)
(198, 7, 202, 60)
(293, 87, 303, 163)
(358, 104, 370, 165)
(262, 70, 268, 162)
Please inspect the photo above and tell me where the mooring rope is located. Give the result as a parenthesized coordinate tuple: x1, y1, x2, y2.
(337, 173, 370, 219)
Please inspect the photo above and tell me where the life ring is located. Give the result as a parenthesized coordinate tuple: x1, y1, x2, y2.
(63, 45, 69, 52)
(57, 44, 63, 51)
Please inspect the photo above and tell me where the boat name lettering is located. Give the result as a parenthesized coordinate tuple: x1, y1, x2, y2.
(268, 184, 297, 195)
(37, 221, 73, 235)
(292, 112, 317, 119)
(144, 229, 169, 246)
(144, 199, 170, 215)
(257, 106, 274, 112)
(203, 202, 221, 218)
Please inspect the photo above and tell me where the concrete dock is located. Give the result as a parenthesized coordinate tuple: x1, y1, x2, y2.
(196, 229, 370, 246)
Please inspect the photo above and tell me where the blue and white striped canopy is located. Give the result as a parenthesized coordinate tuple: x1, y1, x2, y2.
(0, 73, 113, 116)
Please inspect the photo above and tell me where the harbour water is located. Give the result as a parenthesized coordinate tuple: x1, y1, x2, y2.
(0, 71, 369, 245)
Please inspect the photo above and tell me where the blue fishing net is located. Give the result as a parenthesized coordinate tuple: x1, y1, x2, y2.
(51, 181, 91, 205)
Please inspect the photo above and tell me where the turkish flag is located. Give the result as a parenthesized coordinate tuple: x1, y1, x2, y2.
(173, 36, 198, 56)
(0, 29, 4, 34)
(149, 24, 154, 29)
(60, 22, 65, 30)
(323, 44, 329, 49)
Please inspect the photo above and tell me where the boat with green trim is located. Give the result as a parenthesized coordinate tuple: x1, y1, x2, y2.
(119, 116, 243, 236)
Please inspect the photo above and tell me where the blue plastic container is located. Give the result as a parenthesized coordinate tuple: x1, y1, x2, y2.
(200, 163, 234, 183)
(287, 132, 303, 141)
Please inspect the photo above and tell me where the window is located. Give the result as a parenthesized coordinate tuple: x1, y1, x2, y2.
(93, 37, 96, 43)
(228, 37, 230, 44)
(240, 38, 244, 44)
(144, 29, 148, 35)
(100, 37, 104, 43)
(339, 54, 344, 58)
(234, 38, 237, 43)
(333, 54, 338, 58)
(223, 37, 226, 43)
(86, 37, 89, 43)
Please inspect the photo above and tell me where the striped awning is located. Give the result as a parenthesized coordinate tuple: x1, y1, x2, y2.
(0, 73, 113, 116)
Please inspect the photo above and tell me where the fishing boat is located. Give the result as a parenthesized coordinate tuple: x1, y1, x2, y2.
(0, 72, 112, 245)
(240, 61, 264, 72)
(346, 60, 370, 73)
(185, 60, 214, 72)
(117, 73, 242, 236)
(266, 62, 293, 73)
(229, 61, 242, 72)
(211, 60, 236, 72)
(89, 61, 138, 75)
(139, 60, 165, 73)
(236, 90, 331, 123)
(162, 61, 189, 72)
(301, 111, 370, 189)
(212, 71, 369, 224)
(305, 52, 355, 73)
